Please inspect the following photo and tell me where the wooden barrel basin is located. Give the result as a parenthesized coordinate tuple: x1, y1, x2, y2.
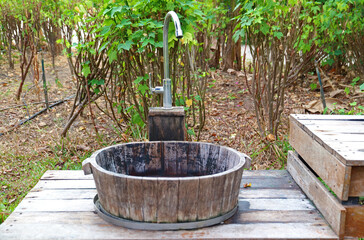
(82, 141, 251, 227)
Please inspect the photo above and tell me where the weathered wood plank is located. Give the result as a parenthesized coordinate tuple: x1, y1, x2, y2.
(242, 170, 292, 178)
(290, 119, 350, 200)
(157, 179, 178, 223)
(230, 210, 327, 224)
(127, 177, 144, 221)
(145, 142, 162, 174)
(348, 166, 364, 197)
(311, 132, 364, 143)
(177, 177, 199, 222)
(240, 176, 298, 189)
(197, 176, 214, 220)
(13, 199, 93, 212)
(113, 173, 129, 218)
(26, 189, 96, 200)
(291, 114, 364, 120)
(142, 177, 158, 222)
(344, 204, 364, 238)
(163, 142, 177, 175)
(238, 198, 315, 211)
(33, 179, 95, 189)
(148, 107, 186, 141)
(176, 142, 188, 175)
(41, 170, 94, 180)
(239, 188, 306, 199)
(0, 222, 338, 239)
(221, 166, 235, 213)
(287, 151, 346, 238)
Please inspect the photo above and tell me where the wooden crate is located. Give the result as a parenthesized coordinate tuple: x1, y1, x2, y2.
(289, 114, 364, 201)
(288, 114, 364, 238)
(288, 151, 364, 238)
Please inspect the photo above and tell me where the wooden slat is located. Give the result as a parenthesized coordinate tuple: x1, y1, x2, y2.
(231, 210, 327, 224)
(240, 176, 299, 189)
(287, 151, 346, 238)
(163, 142, 177, 175)
(33, 179, 95, 189)
(157, 179, 178, 223)
(239, 189, 305, 199)
(0, 221, 338, 239)
(348, 166, 364, 196)
(310, 132, 364, 143)
(142, 177, 158, 222)
(344, 204, 364, 238)
(13, 199, 93, 212)
(239, 198, 315, 211)
(26, 189, 96, 200)
(127, 177, 144, 221)
(242, 170, 292, 178)
(291, 114, 364, 120)
(290, 118, 350, 200)
(41, 170, 93, 180)
(197, 176, 214, 220)
(177, 177, 199, 222)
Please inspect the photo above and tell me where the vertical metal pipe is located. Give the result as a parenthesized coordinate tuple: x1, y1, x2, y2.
(162, 11, 183, 108)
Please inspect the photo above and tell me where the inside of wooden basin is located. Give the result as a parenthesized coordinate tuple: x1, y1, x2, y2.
(95, 142, 241, 177)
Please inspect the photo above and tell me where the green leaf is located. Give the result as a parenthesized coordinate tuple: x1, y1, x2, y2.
(360, 83, 364, 91)
(116, 19, 132, 28)
(82, 65, 90, 78)
(187, 128, 195, 136)
(138, 84, 149, 95)
(344, 87, 350, 95)
(310, 83, 317, 91)
(194, 95, 202, 101)
(134, 76, 144, 84)
(109, 50, 117, 63)
(117, 40, 133, 51)
(273, 31, 284, 39)
(100, 25, 111, 36)
(99, 41, 110, 52)
(349, 102, 357, 106)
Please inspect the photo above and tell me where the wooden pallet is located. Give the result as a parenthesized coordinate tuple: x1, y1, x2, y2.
(0, 170, 337, 239)
(288, 114, 364, 239)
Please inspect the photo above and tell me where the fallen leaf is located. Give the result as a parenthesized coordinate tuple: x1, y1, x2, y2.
(266, 134, 275, 142)
(243, 183, 252, 188)
(76, 145, 91, 151)
(304, 98, 344, 113)
(39, 122, 47, 127)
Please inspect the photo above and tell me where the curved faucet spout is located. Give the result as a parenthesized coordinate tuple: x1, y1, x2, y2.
(163, 11, 183, 80)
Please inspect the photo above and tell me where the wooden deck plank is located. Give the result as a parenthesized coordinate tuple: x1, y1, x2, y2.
(0, 221, 338, 240)
(33, 179, 95, 189)
(41, 170, 94, 180)
(291, 114, 364, 120)
(0, 170, 338, 240)
(239, 188, 306, 199)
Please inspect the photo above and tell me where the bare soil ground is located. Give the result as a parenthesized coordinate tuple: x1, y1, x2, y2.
(0, 53, 362, 222)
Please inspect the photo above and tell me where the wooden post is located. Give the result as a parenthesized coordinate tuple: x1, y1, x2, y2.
(148, 107, 185, 141)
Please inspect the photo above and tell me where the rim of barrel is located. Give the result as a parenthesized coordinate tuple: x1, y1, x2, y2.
(85, 141, 247, 181)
